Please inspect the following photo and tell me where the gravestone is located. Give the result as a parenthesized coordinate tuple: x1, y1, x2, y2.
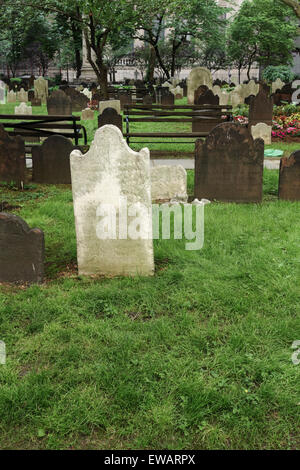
(187, 67, 213, 104)
(272, 78, 285, 94)
(249, 88, 273, 128)
(28, 90, 34, 101)
(15, 102, 32, 115)
(251, 122, 271, 145)
(0, 124, 26, 188)
(82, 88, 92, 100)
(30, 97, 41, 107)
(81, 108, 94, 120)
(32, 135, 77, 184)
(47, 90, 72, 115)
(7, 90, 16, 103)
(0, 80, 6, 104)
(194, 122, 264, 203)
(34, 77, 48, 105)
(0, 213, 44, 284)
(119, 92, 132, 109)
(17, 88, 28, 102)
(160, 88, 174, 105)
(99, 100, 121, 115)
(278, 151, 300, 201)
(98, 108, 123, 132)
(151, 165, 188, 202)
(142, 94, 153, 105)
(70, 125, 154, 277)
(194, 89, 219, 106)
(64, 87, 89, 112)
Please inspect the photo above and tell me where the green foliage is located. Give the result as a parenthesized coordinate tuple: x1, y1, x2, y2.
(273, 103, 300, 116)
(263, 66, 295, 83)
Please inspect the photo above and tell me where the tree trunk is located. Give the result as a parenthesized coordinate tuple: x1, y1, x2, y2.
(148, 45, 156, 83)
(154, 44, 170, 80)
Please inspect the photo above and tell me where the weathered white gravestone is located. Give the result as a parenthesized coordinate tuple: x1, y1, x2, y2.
(17, 88, 28, 102)
(81, 108, 94, 120)
(7, 90, 16, 103)
(151, 165, 188, 202)
(34, 76, 48, 105)
(251, 122, 271, 145)
(99, 100, 121, 115)
(187, 67, 213, 104)
(70, 125, 154, 277)
(15, 102, 32, 115)
(0, 80, 6, 104)
(272, 78, 285, 94)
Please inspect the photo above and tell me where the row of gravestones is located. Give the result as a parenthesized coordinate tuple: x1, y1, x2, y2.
(1, 123, 299, 285)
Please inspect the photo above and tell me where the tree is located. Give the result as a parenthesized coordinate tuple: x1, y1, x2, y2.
(280, 0, 300, 17)
(227, 0, 298, 80)
(133, 0, 227, 79)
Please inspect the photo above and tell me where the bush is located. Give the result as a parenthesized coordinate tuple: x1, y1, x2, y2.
(273, 103, 299, 117)
(262, 66, 295, 83)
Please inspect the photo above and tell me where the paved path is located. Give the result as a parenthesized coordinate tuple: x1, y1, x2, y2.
(151, 158, 281, 170)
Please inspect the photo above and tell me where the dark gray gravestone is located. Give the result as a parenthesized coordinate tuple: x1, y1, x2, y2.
(64, 88, 89, 112)
(32, 135, 77, 184)
(249, 88, 273, 128)
(47, 90, 72, 115)
(0, 213, 44, 284)
(194, 85, 209, 104)
(194, 122, 264, 203)
(160, 88, 174, 106)
(194, 89, 219, 106)
(279, 150, 300, 201)
(0, 124, 26, 188)
(98, 108, 123, 132)
(119, 92, 132, 109)
(31, 97, 41, 106)
(28, 90, 34, 101)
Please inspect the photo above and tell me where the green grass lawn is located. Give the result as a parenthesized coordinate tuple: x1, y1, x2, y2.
(0, 169, 299, 450)
(1, 101, 299, 157)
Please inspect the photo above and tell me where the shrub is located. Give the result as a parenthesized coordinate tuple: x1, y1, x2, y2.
(262, 66, 295, 83)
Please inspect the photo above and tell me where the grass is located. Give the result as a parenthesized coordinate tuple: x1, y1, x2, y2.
(0, 169, 299, 450)
(1, 101, 299, 157)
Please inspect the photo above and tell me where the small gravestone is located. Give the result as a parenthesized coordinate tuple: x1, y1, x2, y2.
(251, 122, 271, 145)
(279, 151, 300, 201)
(7, 90, 16, 103)
(0, 80, 6, 104)
(98, 108, 123, 132)
(64, 88, 89, 112)
(17, 88, 28, 102)
(31, 97, 41, 107)
(194, 85, 209, 103)
(249, 88, 273, 128)
(0, 124, 25, 188)
(34, 77, 48, 105)
(187, 67, 213, 104)
(143, 94, 153, 105)
(81, 108, 94, 120)
(99, 100, 121, 115)
(272, 78, 285, 94)
(28, 90, 34, 101)
(32, 135, 77, 184)
(194, 89, 219, 106)
(0, 213, 44, 284)
(151, 165, 188, 202)
(70, 125, 154, 277)
(160, 88, 174, 105)
(47, 90, 72, 115)
(15, 102, 32, 115)
(119, 92, 132, 109)
(194, 122, 264, 203)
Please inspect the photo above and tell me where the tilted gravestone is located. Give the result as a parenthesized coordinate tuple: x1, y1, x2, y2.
(0, 124, 26, 188)
(0, 213, 44, 284)
(64, 87, 89, 112)
(32, 135, 78, 184)
(34, 77, 48, 105)
(194, 122, 264, 203)
(47, 90, 72, 115)
(187, 67, 213, 104)
(98, 108, 123, 132)
(249, 88, 273, 128)
(278, 150, 300, 201)
(70, 125, 154, 277)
